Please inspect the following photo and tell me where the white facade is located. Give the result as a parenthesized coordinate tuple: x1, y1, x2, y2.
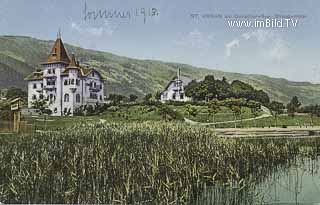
(160, 69, 192, 102)
(26, 36, 104, 116)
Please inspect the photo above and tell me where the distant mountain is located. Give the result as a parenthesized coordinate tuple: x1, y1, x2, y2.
(0, 35, 319, 105)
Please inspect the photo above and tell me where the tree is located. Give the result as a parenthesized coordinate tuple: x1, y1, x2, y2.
(231, 80, 255, 100)
(247, 101, 262, 127)
(32, 96, 52, 130)
(158, 104, 172, 121)
(185, 104, 198, 118)
(208, 99, 220, 128)
(6, 87, 27, 100)
(185, 74, 271, 106)
(269, 101, 285, 127)
(129, 94, 138, 102)
(184, 80, 199, 99)
(300, 104, 320, 127)
(287, 96, 301, 117)
(155, 91, 161, 101)
(215, 78, 233, 100)
(224, 98, 246, 128)
(108, 94, 126, 104)
(254, 90, 270, 104)
(31, 97, 52, 116)
(230, 105, 241, 128)
(0, 101, 11, 121)
(144, 93, 153, 102)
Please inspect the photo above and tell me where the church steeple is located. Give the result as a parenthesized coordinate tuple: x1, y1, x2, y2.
(45, 31, 70, 64)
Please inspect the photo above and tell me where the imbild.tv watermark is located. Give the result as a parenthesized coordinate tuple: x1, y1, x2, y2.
(227, 18, 299, 28)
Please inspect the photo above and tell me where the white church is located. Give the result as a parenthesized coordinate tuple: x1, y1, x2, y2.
(25, 34, 104, 116)
(160, 69, 192, 102)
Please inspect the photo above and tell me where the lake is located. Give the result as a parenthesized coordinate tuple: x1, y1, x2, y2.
(194, 157, 320, 204)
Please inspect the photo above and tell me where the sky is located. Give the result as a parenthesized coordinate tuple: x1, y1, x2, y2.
(0, 0, 319, 82)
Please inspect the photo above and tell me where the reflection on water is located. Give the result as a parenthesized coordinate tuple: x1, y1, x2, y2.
(194, 157, 320, 204)
(256, 157, 320, 204)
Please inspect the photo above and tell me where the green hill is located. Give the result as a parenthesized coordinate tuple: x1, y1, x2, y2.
(0, 35, 319, 105)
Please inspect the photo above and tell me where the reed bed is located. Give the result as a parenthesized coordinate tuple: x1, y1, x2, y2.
(0, 122, 320, 204)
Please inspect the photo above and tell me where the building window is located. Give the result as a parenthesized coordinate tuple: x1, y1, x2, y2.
(90, 93, 97, 99)
(64, 80, 68, 85)
(32, 95, 36, 100)
(64, 94, 69, 102)
(48, 69, 51, 74)
(92, 72, 95, 77)
(100, 95, 103, 101)
(76, 79, 80, 86)
(33, 84, 37, 89)
(180, 94, 184, 99)
(99, 84, 102, 89)
(49, 94, 54, 101)
(172, 93, 176, 100)
(41, 83, 43, 88)
(71, 79, 74, 85)
(47, 80, 55, 86)
(76, 94, 81, 103)
(93, 82, 96, 88)
(53, 69, 55, 74)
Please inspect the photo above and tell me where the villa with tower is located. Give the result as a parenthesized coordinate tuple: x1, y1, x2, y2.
(25, 33, 104, 116)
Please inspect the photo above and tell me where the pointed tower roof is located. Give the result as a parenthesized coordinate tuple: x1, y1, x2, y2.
(46, 35, 70, 64)
(67, 53, 78, 68)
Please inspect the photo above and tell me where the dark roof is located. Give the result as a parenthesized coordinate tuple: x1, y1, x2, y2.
(44, 37, 70, 64)
(25, 71, 43, 81)
(26, 35, 104, 81)
(62, 66, 103, 80)
(161, 75, 193, 94)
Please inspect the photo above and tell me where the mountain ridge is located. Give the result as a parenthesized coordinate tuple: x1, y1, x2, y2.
(0, 35, 319, 105)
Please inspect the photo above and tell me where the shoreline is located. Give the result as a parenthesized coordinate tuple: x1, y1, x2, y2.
(215, 126, 320, 138)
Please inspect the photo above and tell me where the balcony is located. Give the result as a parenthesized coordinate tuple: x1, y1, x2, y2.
(34, 87, 43, 93)
(89, 87, 101, 92)
(44, 84, 56, 91)
(44, 73, 57, 78)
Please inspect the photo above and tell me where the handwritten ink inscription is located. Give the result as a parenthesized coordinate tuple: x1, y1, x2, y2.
(83, 2, 159, 24)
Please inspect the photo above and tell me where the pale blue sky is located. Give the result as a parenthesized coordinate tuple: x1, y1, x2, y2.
(0, 0, 319, 82)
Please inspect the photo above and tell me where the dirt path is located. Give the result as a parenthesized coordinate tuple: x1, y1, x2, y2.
(184, 106, 272, 126)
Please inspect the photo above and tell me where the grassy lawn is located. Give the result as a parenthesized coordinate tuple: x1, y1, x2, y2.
(23, 115, 100, 130)
(100, 105, 162, 122)
(19, 104, 320, 130)
(22, 105, 163, 130)
(210, 114, 319, 128)
(172, 105, 263, 123)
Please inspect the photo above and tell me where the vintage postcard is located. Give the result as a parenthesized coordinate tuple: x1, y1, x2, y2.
(0, 0, 319, 204)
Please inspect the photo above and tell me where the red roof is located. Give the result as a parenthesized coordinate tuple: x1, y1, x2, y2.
(26, 36, 104, 81)
(44, 37, 70, 64)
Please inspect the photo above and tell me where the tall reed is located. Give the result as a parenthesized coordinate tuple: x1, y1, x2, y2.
(0, 122, 319, 203)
